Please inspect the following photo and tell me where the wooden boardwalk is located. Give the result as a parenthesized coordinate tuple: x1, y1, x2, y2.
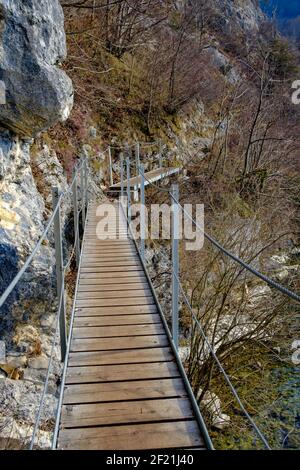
(56, 201, 206, 450)
(110, 167, 181, 191)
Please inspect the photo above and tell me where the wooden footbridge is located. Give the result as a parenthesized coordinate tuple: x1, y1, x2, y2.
(109, 167, 181, 193)
(1, 143, 278, 450)
(55, 201, 208, 450)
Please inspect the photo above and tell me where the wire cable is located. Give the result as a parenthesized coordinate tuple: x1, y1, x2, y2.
(29, 289, 63, 450)
(170, 192, 300, 303)
(174, 271, 271, 449)
(0, 193, 63, 308)
(134, 165, 300, 303)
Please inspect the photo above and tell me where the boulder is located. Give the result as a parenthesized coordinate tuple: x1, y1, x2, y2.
(0, 0, 73, 137)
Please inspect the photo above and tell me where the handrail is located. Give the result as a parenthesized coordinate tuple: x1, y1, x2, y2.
(122, 185, 271, 449)
(170, 192, 300, 303)
(174, 271, 271, 449)
(0, 160, 86, 310)
(137, 166, 300, 303)
(2, 139, 294, 451)
(119, 199, 214, 450)
(51, 202, 89, 450)
(29, 289, 63, 450)
(128, 164, 289, 449)
(0, 194, 63, 309)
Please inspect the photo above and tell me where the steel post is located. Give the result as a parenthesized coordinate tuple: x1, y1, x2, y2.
(140, 164, 146, 262)
(72, 169, 80, 267)
(126, 157, 131, 224)
(120, 153, 124, 200)
(52, 187, 67, 362)
(81, 161, 86, 227)
(108, 146, 113, 187)
(171, 184, 180, 350)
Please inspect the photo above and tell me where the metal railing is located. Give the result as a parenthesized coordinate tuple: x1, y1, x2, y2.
(118, 159, 300, 450)
(0, 157, 90, 449)
(2, 139, 299, 450)
(107, 140, 165, 188)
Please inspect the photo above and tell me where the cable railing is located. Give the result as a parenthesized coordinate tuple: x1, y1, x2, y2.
(0, 157, 92, 450)
(2, 139, 299, 450)
(118, 160, 300, 450)
(107, 140, 165, 187)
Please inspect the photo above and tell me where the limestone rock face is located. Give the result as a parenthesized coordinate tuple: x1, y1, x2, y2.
(213, 0, 265, 33)
(0, 0, 73, 137)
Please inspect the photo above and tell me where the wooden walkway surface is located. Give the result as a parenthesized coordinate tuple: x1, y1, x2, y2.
(110, 167, 181, 190)
(56, 201, 206, 450)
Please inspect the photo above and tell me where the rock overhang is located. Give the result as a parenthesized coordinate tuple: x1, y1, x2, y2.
(0, 0, 73, 137)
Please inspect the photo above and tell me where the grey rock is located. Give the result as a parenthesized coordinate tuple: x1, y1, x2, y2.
(213, 0, 265, 34)
(5, 354, 27, 368)
(205, 47, 240, 85)
(0, 378, 57, 424)
(0, 0, 73, 137)
(28, 356, 49, 370)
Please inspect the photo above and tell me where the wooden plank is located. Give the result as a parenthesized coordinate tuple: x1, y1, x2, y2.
(58, 420, 204, 450)
(77, 290, 152, 300)
(57, 200, 206, 452)
(72, 323, 164, 339)
(83, 244, 133, 248)
(68, 347, 173, 366)
(70, 335, 168, 352)
(76, 298, 155, 307)
(65, 362, 180, 384)
(85, 226, 127, 229)
(83, 241, 132, 245)
(82, 250, 136, 256)
(80, 266, 143, 273)
(82, 253, 136, 259)
(84, 237, 129, 241)
(81, 261, 141, 268)
(63, 378, 187, 404)
(80, 272, 147, 280)
(78, 282, 149, 292)
(79, 276, 148, 285)
(73, 314, 161, 327)
(65, 362, 179, 384)
(110, 167, 181, 189)
(61, 397, 194, 428)
(75, 305, 158, 316)
(82, 256, 139, 262)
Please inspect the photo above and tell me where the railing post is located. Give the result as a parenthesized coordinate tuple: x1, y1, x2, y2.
(134, 142, 140, 202)
(108, 145, 113, 187)
(84, 158, 88, 206)
(171, 184, 180, 350)
(81, 160, 86, 228)
(140, 164, 145, 262)
(72, 168, 80, 267)
(120, 153, 124, 200)
(52, 188, 67, 362)
(126, 157, 131, 224)
(159, 140, 163, 169)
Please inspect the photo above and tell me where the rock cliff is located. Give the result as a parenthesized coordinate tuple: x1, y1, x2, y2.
(0, 0, 73, 449)
(0, 0, 73, 136)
